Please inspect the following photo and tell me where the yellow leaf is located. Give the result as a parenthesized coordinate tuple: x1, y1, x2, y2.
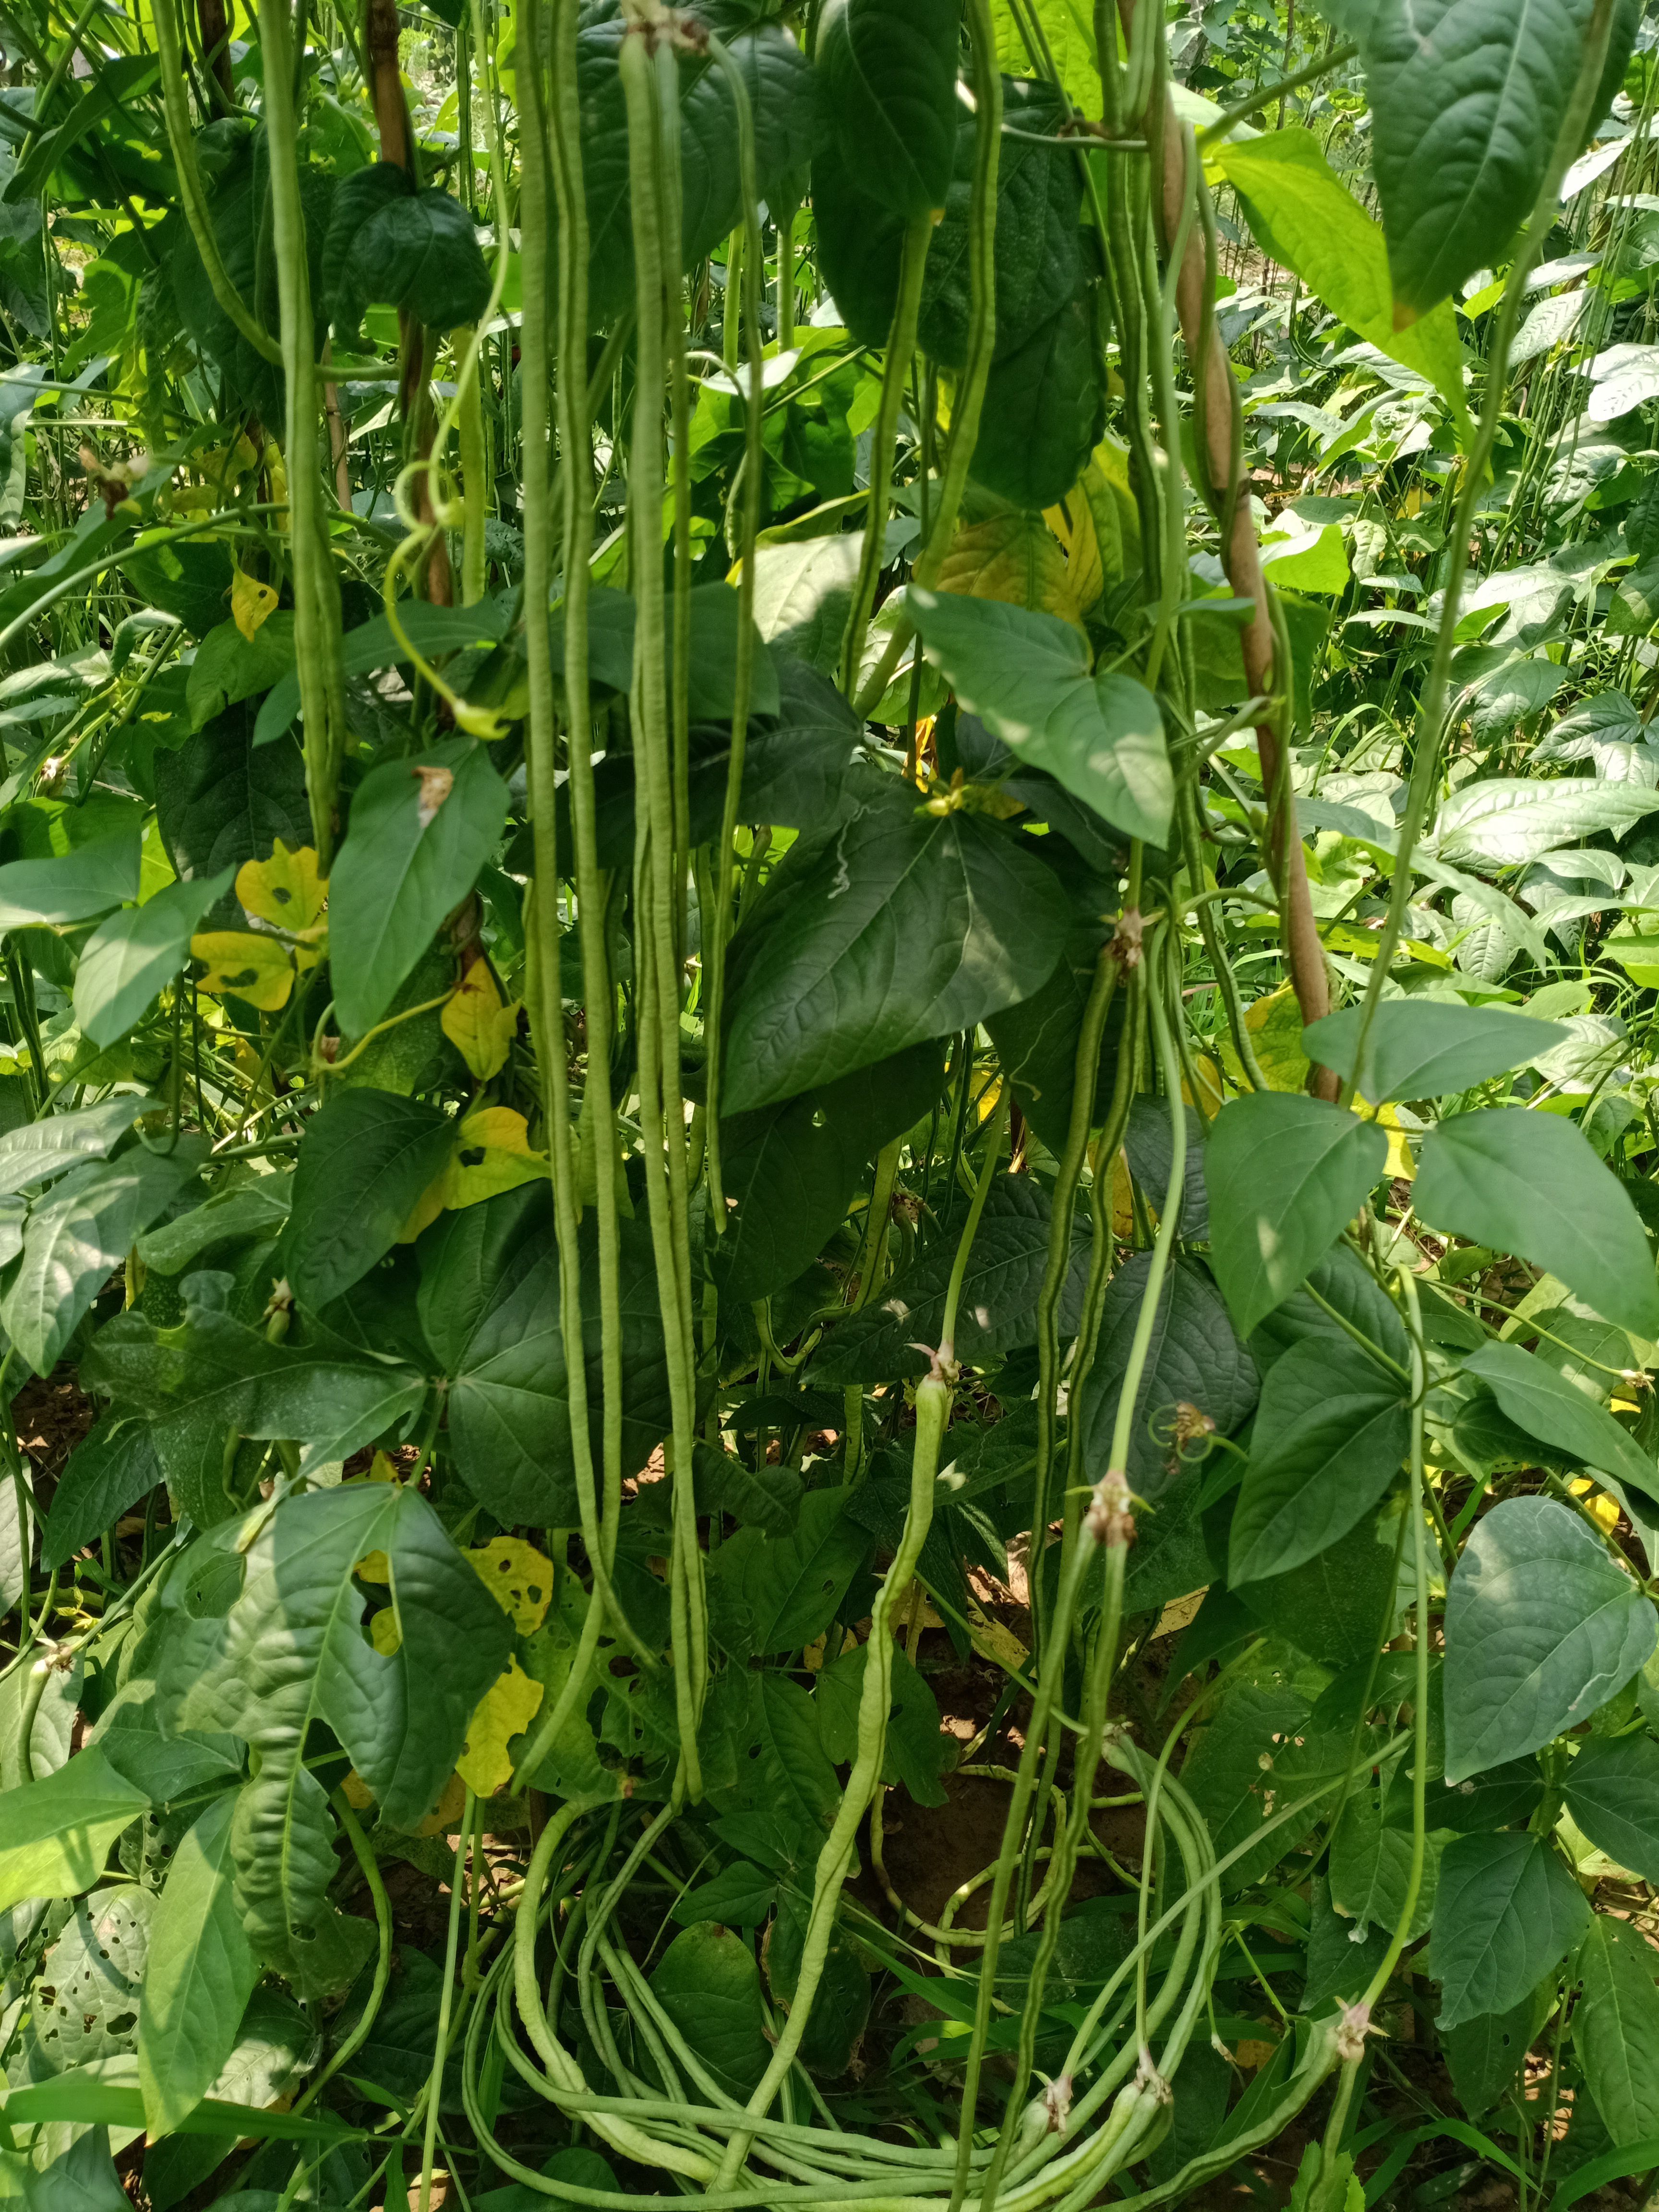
(1570, 1478, 1623, 1535)
(356, 1551, 391, 1584)
(192, 931, 294, 1010)
(340, 1770, 376, 1810)
(417, 1770, 468, 1835)
(237, 841, 328, 936)
(464, 1536, 554, 1634)
(1077, 437, 1142, 584)
(445, 1107, 547, 1211)
(398, 1170, 450, 1246)
(935, 512, 1081, 626)
(1220, 982, 1310, 1094)
(231, 566, 279, 642)
(457, 1659, 544, 1796)
(441, 961, 520, 1080)
(1182, 1052, 1226, 1117)
(370, 1606, 400, 1654)
(1043, 486, 1105, 614)
(1109, 1151, 1134, 1238)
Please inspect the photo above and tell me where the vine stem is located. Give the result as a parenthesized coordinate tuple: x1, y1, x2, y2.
(254, 0, 347, 866)
(1126, 0, 1333, 1085)
(838, 216, 933, 697)
(417, 1791, 475, 2212)
(1341, 0, 1618, 1101)
(514, 0, 651, 1705)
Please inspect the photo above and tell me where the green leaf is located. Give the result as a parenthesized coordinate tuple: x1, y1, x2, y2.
(2, 1143, 205, 1376)
(41, 1417, 160, 1570)
(1433, 775, 1659, 867)
(671, 1861, 778, 1929)
(812, 1176, 1089, 1384)
(323, 168, 492, 344)
(968, 293, 1104, 512)
(910, 589, 1170, 844)
(705, 1486, 868, 1659)
(329, 738, 510, 1038)
(1364, 0, 1598, 320)
(185, 617, 297, 732)
(817, 0, 961, 222)
(1462, 1339, 1659, 1502)
(1212, 127, 1466, 422)
(713, 1098, 860, 1308)
(701, 1668, 842, 1858)
(1442, 1497, 1657, 1781)
(723, 782, 1069, 1112)
(1249, 1243, 1411, 1374)
(176, 1484, 512, 1992)
(1329, 1787, 1439, 1942)
(421, 1196, 672, 1529)
(0, 2070, 362, 2141)
(1430, 1830, 1591, 2030)
(83, 1290, 427, 1528)
(1227, 1338, 1409, 1584)
(810, 152, 903, 344)
(1575, 1915, 1659, 2149)
(0, 831, 140, 928)
(1235, 1505, 1404, 1671)
(282, 1089, 456, 1310)
(73, 869, 233, 1047)
(1204, 1093, 1388, 1337)
(816, 1638, 953, 1805)
(154, 721, 311, 886)
(137, 1176, 292, 1275)
(695, 1442, 803, 1538)
(1180, 1684, 1350, 1890)
(920, 79, 1086, 371)
(1415, 1109, 1659, 1339)
(1078, 1252, 1258, 1492)
(0, 1097, 145, 1198)
(0, 1746, 150, 1915)
(1563, 1735, 1659, 1882)
(137, 1792, 259, 2136)
(649, 1923, 770, 2097)
(1442, 1994, 1538, 2116)
(1303, 1002, 1571, 1104)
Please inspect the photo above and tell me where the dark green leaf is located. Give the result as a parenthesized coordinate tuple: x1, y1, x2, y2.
(816, 1638, 952, 1805)
(649, 1923, 769, 2097)
(425, 1201, 672, 1528)
(283, 1090, 455, 1310)
(329, 737, 510, 1038)
(919, 78, 1086, 370)
(967, 293, 1103, 512)
(1429, 1829, 1590, 2030)
(713, 1097, 860, 1307)
(1180, 1684, 1350, 1890)
(813, 1039, 948, 1162)
(1228, 1338, 1408, 1583)
(810, 150, 903, 343)
(324, 170, 491, 343)
(1442, 1994, 1537, 2116)
(1204, 1093, 1388, 1337)
(817, 0, 961, 221)
(693, 1441, 803, 1538)
(1235, 1505, 1404, 1670)
(724, 782, 1068, 1112)
(154, 720, 311, 888)
(671, 1861, 777, 1928)
(1443, 1496, 1656, 1781)
(1078, 1253, 1257, 1496)
(811, 1177, 1089, 1383)
(705, 1486, 867, 1659)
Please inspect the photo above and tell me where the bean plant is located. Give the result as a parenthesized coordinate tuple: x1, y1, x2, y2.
(2, 0, 1659, 2206)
